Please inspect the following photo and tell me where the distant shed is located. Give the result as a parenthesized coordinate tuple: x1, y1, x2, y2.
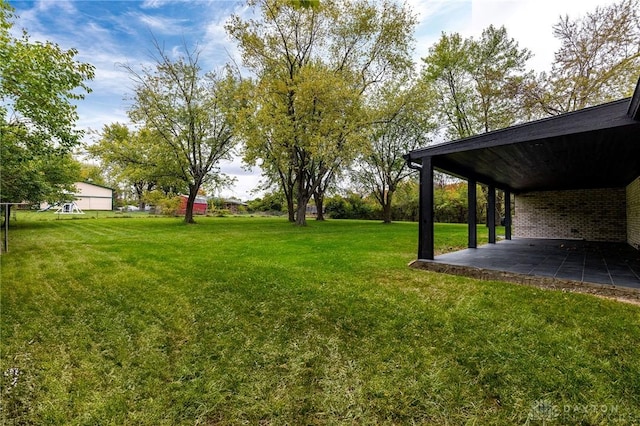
(74, 182, 114, 210)
(177, 195, 208, 215)
(40, 182, 114, 211)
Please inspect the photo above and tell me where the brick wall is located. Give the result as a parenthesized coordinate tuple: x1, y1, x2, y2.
(627, 177, 640, 249)
(514, 188, 627, 242)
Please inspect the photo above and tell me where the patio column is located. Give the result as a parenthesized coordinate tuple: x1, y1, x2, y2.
(468, 178, 477, 248)
(488, 184, 496, 244)
(418, 156, 434, 260)
(504, 189, 512, 240)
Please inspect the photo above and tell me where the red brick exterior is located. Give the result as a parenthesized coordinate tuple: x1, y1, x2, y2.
(514, 188, 627, 242)
(627, 177, 640, 249)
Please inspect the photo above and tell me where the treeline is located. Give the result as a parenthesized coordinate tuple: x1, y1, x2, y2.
(2, 0, 639, 225)
(248, 178, 501, 224)
(87, 0, 640, 225)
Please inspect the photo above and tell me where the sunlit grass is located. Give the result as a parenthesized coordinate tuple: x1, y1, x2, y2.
(2, 213, 639, 424)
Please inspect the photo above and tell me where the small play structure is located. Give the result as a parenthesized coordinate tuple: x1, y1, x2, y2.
(53, 202, 84, 214)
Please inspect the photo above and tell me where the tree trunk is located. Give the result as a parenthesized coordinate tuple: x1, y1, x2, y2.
(134, 182, 145, 211)
(295, 184, 312, 226)
(286, 195, 295, 223)
(294, 164, 310, 226)
(314, 192, 325, 221)
(496, 190, 504, 226)
(295, 199, 309, 226)
(278, 170, 296, 223)
(184, 185, 198, 224)
(382, 190, 394, 223)
(382, 203, 392, 223)
(139, 182, 154, 211)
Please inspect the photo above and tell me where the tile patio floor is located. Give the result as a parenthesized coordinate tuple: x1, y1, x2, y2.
(432, 238, 640, 290)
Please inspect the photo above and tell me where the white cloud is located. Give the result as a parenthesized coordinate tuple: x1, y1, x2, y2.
(218, 158, 264, 200)
(408, 0, 468, 25)
(34, 0, 76, 13)
(411, 0, 471, 64)
(76, 105, 129, 134)
(9, 1, 77, 43)
(130, 12, 188, 34)
(139, 0, 221, 9)
(141, 0, 168, 8)
(197, 2, 249, 70)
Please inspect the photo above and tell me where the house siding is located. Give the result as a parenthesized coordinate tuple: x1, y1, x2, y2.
(514, 188, 627, 242)
(627, 177, 640, 249)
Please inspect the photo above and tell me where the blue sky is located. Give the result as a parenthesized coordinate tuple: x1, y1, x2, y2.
(7, 0, 618, 199)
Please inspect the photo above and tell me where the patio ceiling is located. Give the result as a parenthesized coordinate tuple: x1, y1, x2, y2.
(406, 89, 640, 193)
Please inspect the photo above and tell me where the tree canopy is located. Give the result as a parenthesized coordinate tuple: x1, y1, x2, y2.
(422, 25, 532, 140)
(526, 0, 640, 115)
(4, 0, 635, 222)
(0, 0, 94, 204)
(353, 79, 436, 223)
(88, 123, 185, 209)
(227, 0, 417, 225)
(123, 44, 240, 223)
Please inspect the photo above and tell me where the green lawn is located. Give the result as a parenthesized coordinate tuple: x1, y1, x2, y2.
(1, 214, 639, 424)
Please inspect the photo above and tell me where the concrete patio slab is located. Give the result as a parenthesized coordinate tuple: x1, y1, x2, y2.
(410, 238, 640, 301)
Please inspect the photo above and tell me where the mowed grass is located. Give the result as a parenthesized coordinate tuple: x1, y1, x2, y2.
(1, 214, 639, 425)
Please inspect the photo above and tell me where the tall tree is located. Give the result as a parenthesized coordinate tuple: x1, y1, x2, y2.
(236, 73, 299, 222)
(123, 44, 239, 223)
(421, 32, 475, 139)
(353, 79, 436, 223)
(0, 0, 94, 206)
(469, 26, 533, 132)
(527, 0, 640, 115)
(228, 0, 417, 225)
(88, 123, 184, 209)
(422, 25, 532, 140)
(421, 26, 530, 225)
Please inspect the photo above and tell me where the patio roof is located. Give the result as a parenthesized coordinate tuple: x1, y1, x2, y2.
(406, 79, 640, 193)
(404, 77, 640, 262)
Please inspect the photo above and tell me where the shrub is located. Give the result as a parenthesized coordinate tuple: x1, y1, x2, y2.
(325, 193, 379, 220)
(144, 191, 181, 216)
(247, 192, 285, 213)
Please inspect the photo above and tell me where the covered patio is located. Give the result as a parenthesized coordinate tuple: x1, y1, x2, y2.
(405, 77, 640, 294)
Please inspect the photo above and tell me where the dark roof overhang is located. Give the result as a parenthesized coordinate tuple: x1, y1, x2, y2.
(406, 81, 640, 193)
